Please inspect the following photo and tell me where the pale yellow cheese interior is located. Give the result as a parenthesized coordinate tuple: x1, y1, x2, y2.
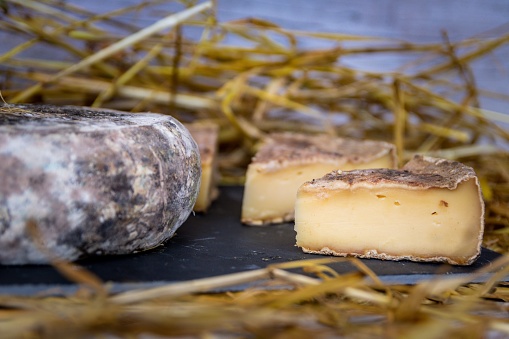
(194, 161, 214, 212)
(242, 155, 393, 225)
(295, 178, 483, 263)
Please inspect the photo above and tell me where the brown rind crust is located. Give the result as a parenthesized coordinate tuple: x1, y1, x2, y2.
(242, 211, 295, 226)
(0, 104, 201, 264)
(300, 247, 477, 266)
(297, 155, 485, 266)
(251, 132, 397, 172)
(303, 154, 479, 191)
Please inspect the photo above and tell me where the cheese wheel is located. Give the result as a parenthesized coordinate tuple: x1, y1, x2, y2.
(0, 104, 201, 264)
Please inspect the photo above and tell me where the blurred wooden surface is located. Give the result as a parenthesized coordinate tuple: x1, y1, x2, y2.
(219, 0, 509, 41)
(1, 0, 508, 114)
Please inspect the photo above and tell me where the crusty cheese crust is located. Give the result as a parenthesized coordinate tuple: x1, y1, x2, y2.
(301, 154, 480, 191)
(300, 246, 478, 266)
(251, 132, 397, 173)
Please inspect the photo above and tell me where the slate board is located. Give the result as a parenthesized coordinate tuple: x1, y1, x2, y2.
(0, 186, 504, 294)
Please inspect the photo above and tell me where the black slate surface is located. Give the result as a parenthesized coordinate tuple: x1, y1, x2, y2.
(0, 186, 502, 289)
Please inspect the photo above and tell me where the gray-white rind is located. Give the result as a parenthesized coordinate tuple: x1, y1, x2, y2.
(0, 104, 201, 265)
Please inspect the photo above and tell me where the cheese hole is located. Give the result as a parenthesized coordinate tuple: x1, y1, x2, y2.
(394, 201, 401, 206)
(432, 211, 437, 215)
(376, 194, 386, 200)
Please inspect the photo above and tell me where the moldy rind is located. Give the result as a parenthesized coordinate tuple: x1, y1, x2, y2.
(304, 155, 479, 191)
(251, 132, 397, 172)
(0, 104, 201, 264)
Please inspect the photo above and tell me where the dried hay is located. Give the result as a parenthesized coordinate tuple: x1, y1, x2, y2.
(1, 1, 509, 337)
(1, 256, 509, 338)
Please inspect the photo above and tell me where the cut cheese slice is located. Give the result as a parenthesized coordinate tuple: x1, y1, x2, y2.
(241, 132, 397, 225)
(294, 155, 485, 265)
(186, 122, 220, 212)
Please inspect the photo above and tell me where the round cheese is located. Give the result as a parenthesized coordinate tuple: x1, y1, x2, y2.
(0, 104, 201, 264)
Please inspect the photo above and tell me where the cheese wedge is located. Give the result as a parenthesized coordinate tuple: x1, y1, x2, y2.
(294, 155, 485, 265)
(241, 132, 397, 225)
(186, 122, 220, 212)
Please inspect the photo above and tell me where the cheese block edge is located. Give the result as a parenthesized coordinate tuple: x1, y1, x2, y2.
(295, 155, 485, 265)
